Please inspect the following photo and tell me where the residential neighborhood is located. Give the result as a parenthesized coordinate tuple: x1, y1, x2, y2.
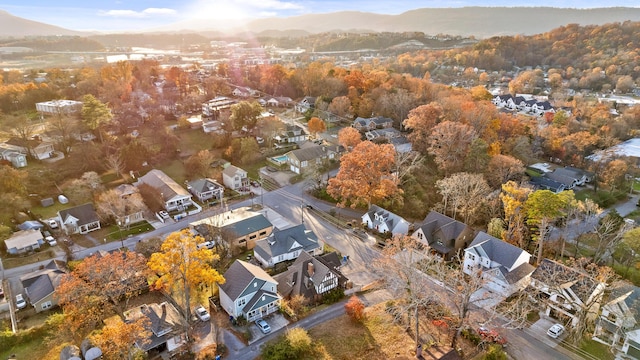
(1, 11, 640, 360)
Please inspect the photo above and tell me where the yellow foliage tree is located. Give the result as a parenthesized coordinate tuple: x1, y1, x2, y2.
(148, 229, 225, 321)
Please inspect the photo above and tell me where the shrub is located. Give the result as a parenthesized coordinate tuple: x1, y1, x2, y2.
(482, 344, 508, 360)
(345, 295, 366, 322)
(322, 288, 344, 304)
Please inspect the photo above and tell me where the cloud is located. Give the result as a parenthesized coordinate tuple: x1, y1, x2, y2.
(237, 0, 305, 10)
(100, 7, 176, 18)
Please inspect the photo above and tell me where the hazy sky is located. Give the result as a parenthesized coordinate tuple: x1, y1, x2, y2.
(1, 0, 639, 32)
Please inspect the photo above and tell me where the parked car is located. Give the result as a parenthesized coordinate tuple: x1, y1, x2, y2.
(255, 319, 271, 334)
(45, 236, 57, 246)
(197, 241, 215, 250)
(158, 211, 169, 219)
(477, 327, 507, 346)
(547, 323, 565, 338)
(47, 219, 58, 229)
(0, 284, 4, 299)
(15, 294, 26, 309)
(194, 305, 211, 321)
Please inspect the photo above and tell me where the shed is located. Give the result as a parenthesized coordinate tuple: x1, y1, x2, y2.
(40, 198, 54, 207)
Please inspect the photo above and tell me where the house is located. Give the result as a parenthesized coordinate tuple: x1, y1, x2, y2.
(530, 258, 606, 327)
(20, 260, 67, 312)
(295, 96, 316, 113)
(365, 128, 412, 153)
(187, 178, 224, 203)
(190, 207, 273, 250)
(362, 205, 411, 237)
(222, 165, 249, 190)
(353, 116, 394, 132)
(202, 96, 236, 118)
(532, 101, 555, 116)
(58, 203, 101, 235)
(463, 232, 535, 297)
(285, 144, 338, 174)
(529, 175, 566, 194)
(492, 94, 513, 108)
(17, 220, 44, 231)
(112, 184, 147, 226)
(125, 302, 187, 355)
(411, 211, 475, 260)
(563, 166, 593, 183)
(136, 169, 194, 211)
(593, 282, 640, 358)
(5, 137, 55, 160)
(253, 224, 323, 268)
(274, 252, 349, 303)
(275, 97, 294, 107)
(0, 143, 27, 167)
(4, 230, 43, 254)
(545, 167, 586, 189)
(35, 100, 82, 116)
(219, 260, 282, 322)
(274, 125, 308, 147)
(232, 87, 256, 98)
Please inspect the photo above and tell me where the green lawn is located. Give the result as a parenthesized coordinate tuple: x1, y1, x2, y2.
(579, 339, 615, 360)
(157, 159, 188, 185)
(177, 129, 216, 154)
(1, 248, 57, 269)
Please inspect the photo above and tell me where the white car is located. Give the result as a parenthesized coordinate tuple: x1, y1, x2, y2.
(45, 236, 57, 246)
(197, 241, 215, 250)
(195, 305, 211, 321)
(547, 323, 565, 338)
(15, 294, 26, 309)
(255, 319, 271, 334)
(47, 219, 58, 229)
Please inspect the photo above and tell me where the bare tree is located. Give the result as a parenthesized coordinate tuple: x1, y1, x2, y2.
(105, 153, 125, 178)
(436, 172, 491, 224)
(394, 151, 424, 186)
(591, 211, 630, 264)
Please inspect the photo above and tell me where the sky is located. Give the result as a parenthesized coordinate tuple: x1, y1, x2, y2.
(1, 0, 639, 32)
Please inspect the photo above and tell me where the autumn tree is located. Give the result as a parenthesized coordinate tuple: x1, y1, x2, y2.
(436, 172, 491, 224)
(81, 94, 113, 142)
(344, 295, 366, 322)
(148, 229, 225, 323)
(224, 137, 261, 165)
(601, 159, 628, 193)
(64, 171, 104, 205)
(403, 102, 443, 154)
(485, 154, 525, 189)
(525, 190, 575, 264)
(613, 228, 640, 276)
(230, 101, 263, 131)
(49, 112, 79, 155)
(307, 117, 326, 138)
(328, 95, 352, 118)
(95, 188, 147, 226)
(89, 317, 150, 359)
(185, 150, 215, 178)
(589, 210, 630, 263)
(500, 181, 533, 248)
(427, 121, 476, 175)
(337, 126, 361, 151)
(327, 141, 401, 208)
(56, 251, 151, 339)
(4, 114, 37, 156)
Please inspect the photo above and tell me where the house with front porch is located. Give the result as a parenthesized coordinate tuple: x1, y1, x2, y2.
(273, 125, 308, 147)
(136, 169, 194, 212)
(253, 224, 323, 268)
(530, 258, 606, 328)
(219, 260, 281, 322)
(463, 232, 535, 297)
(411, 211, 475, 260)
(58, 203, 101, 235)
(187, 178, 224, 203)
(4, 230, 43, 254)
(592, 282, 640, 359)
(362, 205, 410, 237)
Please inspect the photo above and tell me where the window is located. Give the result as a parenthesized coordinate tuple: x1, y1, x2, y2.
(249, 234, 257, 240)
(239, 239, 246, 244)
(468, 254, 476, 261)
(259, 231, 267, 236)
(237, 298, 246, 306)
(41, 301, 52, 310)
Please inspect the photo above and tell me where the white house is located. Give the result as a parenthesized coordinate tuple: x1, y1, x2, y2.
(219, 260, 281, 322)
(593, 282, 640, 359)
(274, 252, 348, 303)
(0, 144, 27, 168)
(187, 178, 224, 203)
(136, 169, 194, 212)
(58, 203, 101, 235)
(222, 165, 249, 190)
(463, 232, 535, 297)
(253, 224, 323, 268)
(361, 205, 410, 236)
(35, 100, 82, 115)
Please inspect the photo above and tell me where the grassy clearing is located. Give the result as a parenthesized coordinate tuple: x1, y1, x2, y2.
(2, 248, 56, 269)
(177, 129, 216, 154)
(157, 159, 188, 185)
(579, 339, 615, 360)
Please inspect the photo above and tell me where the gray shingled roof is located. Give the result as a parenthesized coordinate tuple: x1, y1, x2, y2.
(531, 259, 600, 303)
(137, 169, 190, 201)
(287, 145, 330, 162)
(187, 178, 224, 193)
(253, 224, 320, 261)
(467, 232, 525, 270)
(59, 203, 99, 226)
(220, 260, 276, 301)
(274, 251, 348, 300)
(20, 260, 67, 304)
(223, 214, 272, 238)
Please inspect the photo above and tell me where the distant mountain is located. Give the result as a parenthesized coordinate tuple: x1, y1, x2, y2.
(0, 10, 85, 37)
(241, 7, 640, 38)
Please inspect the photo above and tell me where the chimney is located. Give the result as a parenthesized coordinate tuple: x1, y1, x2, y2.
(307, 262, 314, 277)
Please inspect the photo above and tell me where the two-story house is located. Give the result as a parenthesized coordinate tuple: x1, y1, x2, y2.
(187, 178, 224, 203)
(136, 169, 194, 212)
(274, 252, 348, 304)
(463, 232, 535, 297)
(411, 211, 475, 260)
(285, 144, 339, 174)
(190, 207, 273, 250)
(530, 259, 606, 327)
(273, 125, 308, 148)
(219, 260, 282, 322)
(295, 96, 316, 113)
(20, 260, 67, 312)
(593, 282, 640, 359)
(253, 224, 323, 268)
(362, 205, 411, 237)
(222, 165, 249, 191)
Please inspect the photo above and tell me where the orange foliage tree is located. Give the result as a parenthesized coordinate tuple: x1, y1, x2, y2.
(307, 117, 326, 137)
(327, 141, 401, 208)
(337, 126, 362, 151)
(344, 295, 365, 322)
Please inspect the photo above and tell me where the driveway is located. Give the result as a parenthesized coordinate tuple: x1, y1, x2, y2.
(529, 316, 567, 347)
(247, 313, 290, 345)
